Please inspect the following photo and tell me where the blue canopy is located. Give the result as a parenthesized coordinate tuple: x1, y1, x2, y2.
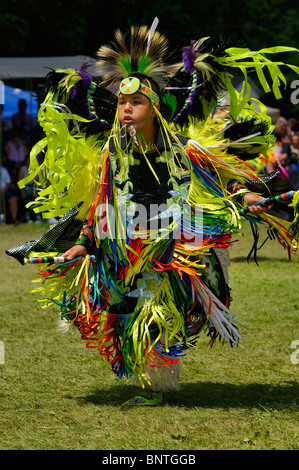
(1, 84, 39, 119)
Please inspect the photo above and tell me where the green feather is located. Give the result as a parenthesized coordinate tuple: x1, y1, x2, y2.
(119, 55, 132, 75)
(162, 92, 177, 120)
(138, 53, 154, 74)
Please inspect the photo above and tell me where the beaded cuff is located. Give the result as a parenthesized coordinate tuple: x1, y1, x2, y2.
(76, 225, 94, 253)
(229, 181, 251, 206)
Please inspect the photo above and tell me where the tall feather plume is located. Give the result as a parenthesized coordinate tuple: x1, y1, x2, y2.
(146, 17, 159, 55)
(96, 20, 180, 90)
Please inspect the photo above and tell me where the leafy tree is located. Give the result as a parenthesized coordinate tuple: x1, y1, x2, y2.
(1, 0, 298, 116)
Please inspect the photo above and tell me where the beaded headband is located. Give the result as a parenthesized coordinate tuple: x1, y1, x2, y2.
(118, 77, 160, 105)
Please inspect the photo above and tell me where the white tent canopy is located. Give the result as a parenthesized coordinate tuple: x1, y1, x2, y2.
(0, 56, 100, 80)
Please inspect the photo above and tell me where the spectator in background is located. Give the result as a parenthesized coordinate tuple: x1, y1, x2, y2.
(274, 116, 289, 142)
(289, 133, 299, 166)
(0, 104, 13, 144)
(288, 133, 299, 186)
(0, 165, 18, 224)
(265, 130, 290, 173)
(4, 128, 29, 184)
(287, 117, 297, 135)
(11, 98, 37, 147)
(18, 154, 40, 223)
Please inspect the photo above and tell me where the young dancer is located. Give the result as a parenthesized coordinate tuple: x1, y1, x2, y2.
(7, 21, 299, 405)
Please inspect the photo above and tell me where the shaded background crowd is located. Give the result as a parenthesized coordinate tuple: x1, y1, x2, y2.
(266, 116, 299, 187)
(0, 98, 46, 225)
(1, 97, 299, 226)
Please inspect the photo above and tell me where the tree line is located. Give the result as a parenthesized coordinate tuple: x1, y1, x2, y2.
(1, 0, 298, 116)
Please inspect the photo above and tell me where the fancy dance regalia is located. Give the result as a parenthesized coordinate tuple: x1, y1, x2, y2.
(7, 21, 299, 392)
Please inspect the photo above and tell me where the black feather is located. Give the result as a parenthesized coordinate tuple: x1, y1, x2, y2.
(224, 118, 273, 160)
(167, 37, 243, 127)
(41, 70, 114, 136)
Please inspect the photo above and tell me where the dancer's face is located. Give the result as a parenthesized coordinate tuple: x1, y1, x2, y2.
(118, 92, 159, 143)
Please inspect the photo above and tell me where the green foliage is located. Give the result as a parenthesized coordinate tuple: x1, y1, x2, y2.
(1, 0, 299, 57)
(0, 223, 298, 450)
(1, 1, 298, 117)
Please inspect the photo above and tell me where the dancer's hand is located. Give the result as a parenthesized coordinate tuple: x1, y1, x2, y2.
(243, 193, 273, 215)
(62, 245, 87, 263)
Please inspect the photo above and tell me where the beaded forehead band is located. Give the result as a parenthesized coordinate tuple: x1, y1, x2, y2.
(118, 77, 160, 105)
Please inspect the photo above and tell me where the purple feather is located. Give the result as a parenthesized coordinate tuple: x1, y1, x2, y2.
(70, 63, 92, 99)
(79, 63, 92, 86)
(182, 40, 198, 72)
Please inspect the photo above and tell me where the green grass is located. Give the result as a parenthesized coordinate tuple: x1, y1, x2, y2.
(0, 222, 298, 450)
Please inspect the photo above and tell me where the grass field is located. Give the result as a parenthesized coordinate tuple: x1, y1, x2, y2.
(0, 222, 298, 450)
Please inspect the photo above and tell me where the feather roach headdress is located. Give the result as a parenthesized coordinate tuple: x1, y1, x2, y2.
(96, 18, 180, 90)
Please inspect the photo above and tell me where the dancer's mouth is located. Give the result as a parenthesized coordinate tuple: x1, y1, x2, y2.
(124, 116, 134, 125)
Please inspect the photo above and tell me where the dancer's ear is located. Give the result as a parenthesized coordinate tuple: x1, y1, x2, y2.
(151, 103, 160, 118)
